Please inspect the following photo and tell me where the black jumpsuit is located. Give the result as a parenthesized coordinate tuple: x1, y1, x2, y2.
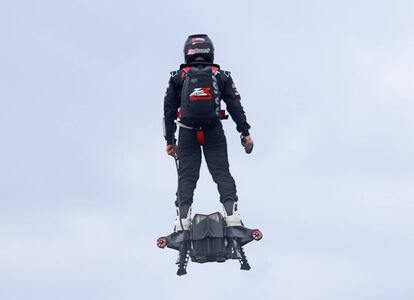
(163, 62, 250, 215)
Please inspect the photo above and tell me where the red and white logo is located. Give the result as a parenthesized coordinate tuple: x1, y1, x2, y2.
(187, 48, 211, 55)
(189, 88, 212, 101)
(191, 37, 205, 45)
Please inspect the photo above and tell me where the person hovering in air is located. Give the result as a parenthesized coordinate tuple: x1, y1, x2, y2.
(163, 34, 253, 232)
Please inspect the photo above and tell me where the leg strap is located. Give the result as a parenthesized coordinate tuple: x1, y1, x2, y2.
(175, 120, 205, 145)
(196, 130, 205, 145)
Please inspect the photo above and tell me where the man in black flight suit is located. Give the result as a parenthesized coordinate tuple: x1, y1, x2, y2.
(163, 34, 253, 231)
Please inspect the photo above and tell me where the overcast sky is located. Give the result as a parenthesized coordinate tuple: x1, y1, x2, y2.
(1, 0, 414, 299)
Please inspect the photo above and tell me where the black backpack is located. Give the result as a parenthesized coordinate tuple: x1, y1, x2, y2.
(179, 65, 221, 124)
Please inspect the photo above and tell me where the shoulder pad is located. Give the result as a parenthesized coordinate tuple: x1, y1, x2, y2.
(170, 70, 179, 78)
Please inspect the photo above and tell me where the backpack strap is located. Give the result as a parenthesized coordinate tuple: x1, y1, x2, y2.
(181, 65, 219, 78)
(181, 66, 191, 79)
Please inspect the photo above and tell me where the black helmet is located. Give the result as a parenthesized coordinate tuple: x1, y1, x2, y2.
(183, 34, 215, 63)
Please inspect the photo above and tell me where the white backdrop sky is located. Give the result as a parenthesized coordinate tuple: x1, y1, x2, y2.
(1, 0, 414, 299)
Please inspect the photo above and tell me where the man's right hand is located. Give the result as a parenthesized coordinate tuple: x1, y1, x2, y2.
(166, 144, 178, 157)
(241, 135, 254, 154)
